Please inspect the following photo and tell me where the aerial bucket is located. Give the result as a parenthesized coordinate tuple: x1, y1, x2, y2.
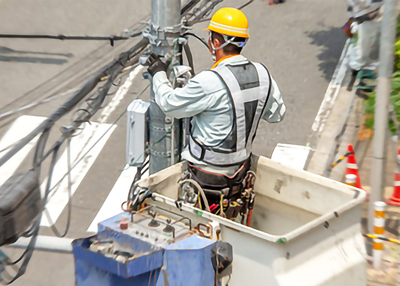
(134, 154, 367, 286)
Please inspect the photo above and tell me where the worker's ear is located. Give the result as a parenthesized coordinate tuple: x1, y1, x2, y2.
(213, 37, 221, 49)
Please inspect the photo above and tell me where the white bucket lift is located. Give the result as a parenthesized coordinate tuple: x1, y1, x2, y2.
(135, 154, 367, 286)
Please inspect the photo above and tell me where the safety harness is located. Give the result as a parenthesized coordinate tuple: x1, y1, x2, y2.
(189, 61, 272, 166)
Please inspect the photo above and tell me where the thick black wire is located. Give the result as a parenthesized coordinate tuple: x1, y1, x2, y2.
(40, 84, 150, 198)
(1, 219, 40, 284)
(181, 0, 202, 16)
(21, 48, 148, 175)
(0, 34, 137, 47)
(2, 83, 149, 268)
(140, 160, 150, 176)
(0, 34, 130, 40)
(1, 73, 148, 276)
(0, 46, 129, 269)
(238, 0, 254, 10)
(0, 0, 213, 244)
(33, 128, 52, 176)
(0, 37, 149, 168)
(186, 0, 223, 25)
(1, 145, 60, 284)
(0, 89, 76, 122)
(0, 17, 147, 118)
(0, 129, 51, 211)
(0, 137, 23, 153)
(0, 0, 203, 126)
(20, 223, 35, 238)
(44, 139, 73, 237)
(0, 0, 217, 167)
(187, 0, 253, 25)
(140, 166, 150, 177)
(127, 158, 150, 202)
(0, 1, 224, 281)
(183, 32, 209, 49)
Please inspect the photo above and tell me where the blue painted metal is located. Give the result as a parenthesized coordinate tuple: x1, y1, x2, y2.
(73, 212, 218, 286)
(74, 258, 155, 286)
(72, 236, 163, 279)
(158, 235, 216, 286)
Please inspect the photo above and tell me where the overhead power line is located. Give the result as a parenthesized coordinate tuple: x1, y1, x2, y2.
(0, 33, 142, 46)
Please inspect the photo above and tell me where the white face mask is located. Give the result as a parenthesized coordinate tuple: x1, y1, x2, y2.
(212, 50, 216, 62)
(209, 32, 216, 62)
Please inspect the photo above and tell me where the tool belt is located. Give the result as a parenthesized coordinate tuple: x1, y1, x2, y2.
(187, 157, 251, 200)
(179, 158, 256, 223)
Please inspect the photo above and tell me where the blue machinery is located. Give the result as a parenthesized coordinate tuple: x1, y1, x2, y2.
(72, 205, 232, 286)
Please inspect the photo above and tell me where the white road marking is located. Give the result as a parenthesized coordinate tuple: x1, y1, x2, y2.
(308, 39, 350, 147)
(42, 65, 144, 227)
(88, 165, 140, 232)
(99, 65, 144, 124)
(86, 65, 148, 232)
(41, 122, 115, 226)
(0, 115, 45, 185)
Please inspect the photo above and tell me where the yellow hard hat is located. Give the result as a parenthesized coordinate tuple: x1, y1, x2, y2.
(206, 7, 249, 38)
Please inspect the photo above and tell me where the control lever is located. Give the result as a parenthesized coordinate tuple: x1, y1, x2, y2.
(163, 218, 175, 235)
(148, 210, 160, 227)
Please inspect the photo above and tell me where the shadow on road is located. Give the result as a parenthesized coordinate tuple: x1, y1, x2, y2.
(0, 55, 68, 64)
(306, 26, 346, 81)
(0, 46, 73, 65)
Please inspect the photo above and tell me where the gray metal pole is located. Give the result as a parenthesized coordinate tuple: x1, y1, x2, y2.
(369, 0, 398, 231)
(149, 0, 182, 174)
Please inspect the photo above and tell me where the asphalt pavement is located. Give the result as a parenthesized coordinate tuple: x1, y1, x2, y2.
(0, 0, 348, 285)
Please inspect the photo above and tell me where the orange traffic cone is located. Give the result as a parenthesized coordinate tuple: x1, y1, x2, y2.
(346, 144, 362, 189)
(387, 148, 400, 206)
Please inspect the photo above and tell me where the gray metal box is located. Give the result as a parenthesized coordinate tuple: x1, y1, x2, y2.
(126, 99, 150, 166)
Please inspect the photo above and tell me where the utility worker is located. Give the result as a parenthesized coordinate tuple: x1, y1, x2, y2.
(346, 1, 382, 91)
(147, 7, 285, 203)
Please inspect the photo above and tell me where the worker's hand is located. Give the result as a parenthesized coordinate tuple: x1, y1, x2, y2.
(147, 53, 168, 77)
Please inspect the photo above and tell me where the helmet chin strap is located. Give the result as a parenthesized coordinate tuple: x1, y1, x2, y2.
(210, 33, 248, 62)
(210, 36, 236, 51)
(210, 37, 234, 62)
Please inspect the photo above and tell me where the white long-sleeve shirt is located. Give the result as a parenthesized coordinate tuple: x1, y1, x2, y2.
(152, 54, 286, 174)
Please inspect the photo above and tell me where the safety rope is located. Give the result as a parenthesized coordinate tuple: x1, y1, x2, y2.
(330, 151, 354, 169)
(363, 233, 400, 245)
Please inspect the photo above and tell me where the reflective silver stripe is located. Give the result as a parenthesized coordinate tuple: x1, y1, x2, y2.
(189, 136, 248, 165)
(209, 21, 249, 35)
(246, 62, 270, 149)
(189, 136, 203, 159)
(214, 65, 246, 150)
(347, 163, 358, 169)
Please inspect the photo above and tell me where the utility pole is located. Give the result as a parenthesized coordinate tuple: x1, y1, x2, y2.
(369, 0, 398, 231)
(147, 0, 182, 174)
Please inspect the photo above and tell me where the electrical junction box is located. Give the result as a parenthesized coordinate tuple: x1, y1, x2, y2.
(0, 170, 42, 246)
(126, 99, 150, 167)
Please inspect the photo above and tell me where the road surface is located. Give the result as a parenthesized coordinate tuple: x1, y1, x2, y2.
(0, 0, 347, 284)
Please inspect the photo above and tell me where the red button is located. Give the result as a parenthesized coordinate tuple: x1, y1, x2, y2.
(120, 221, 128, 230)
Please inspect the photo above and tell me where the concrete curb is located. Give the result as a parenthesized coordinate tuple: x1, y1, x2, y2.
(306, 40, 364, 181)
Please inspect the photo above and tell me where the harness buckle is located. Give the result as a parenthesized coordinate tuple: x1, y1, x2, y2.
(199, 145, 206, 161)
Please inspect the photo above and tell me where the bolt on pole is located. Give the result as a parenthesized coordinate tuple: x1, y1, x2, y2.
(369, 0, 398, 232)
(148, 0, 182, 174)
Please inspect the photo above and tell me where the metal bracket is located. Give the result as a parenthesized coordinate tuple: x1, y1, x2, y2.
(149, 149, 179, 157)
